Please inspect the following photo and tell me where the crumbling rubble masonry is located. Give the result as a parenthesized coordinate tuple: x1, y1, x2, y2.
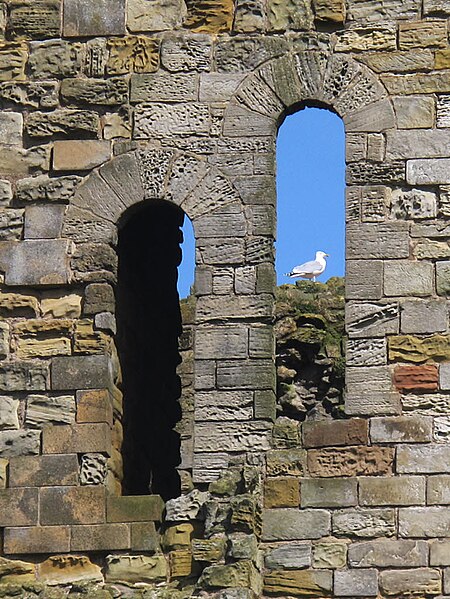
(0, 0, 449, 596)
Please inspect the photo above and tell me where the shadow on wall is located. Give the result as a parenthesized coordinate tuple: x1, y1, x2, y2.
(116, 200, 184, 501)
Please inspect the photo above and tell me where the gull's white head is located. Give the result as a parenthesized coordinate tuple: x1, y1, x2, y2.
(316, 251, 329, 260)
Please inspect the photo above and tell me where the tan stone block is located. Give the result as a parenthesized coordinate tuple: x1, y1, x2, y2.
(0, 291, 38, 316)
(399, 21, 448, 49)
(389, 334, 450, 363)
(40, 486, 106, 525)
(169, 549, 192, 578)
(0, 42, 28, 81)
(15, 336, 71, 359)
(313, 542, 347, 569)
(37, 554, 103, 584)
(0, 458, 7, 488)
(71, 524, 130, 551)
(430, 539, 450, 565)
(105, 554, 167, 583)
(184, 0, 234, 33)
(302, 418, 368, 448)
(264, 477, 300, 508)
(76, 389, 113, 425)
(0, 556, 35, 584)
(313, 0, 345, 21)
(42, 423, 112, 455)
(192, 537, 226, 562)
(428, 475, 450, 505)
(163, 523, 194, 549)
(53, 140, 111, 172)
(393, 96, 435, 129)
(41, 293, 82, 319)
(308, 446, 394, 477)
(14, 319, 72, 335)
(335, 26, 396, 52)
(435, 49, 450, 69)
(379, 568, 441, 596)
(264, 569, 332, 596)
(382, 71, 450, 95)
(107, 36, 159, 75)
(4, 526, 70, 554)
(73, 319, 109, 354)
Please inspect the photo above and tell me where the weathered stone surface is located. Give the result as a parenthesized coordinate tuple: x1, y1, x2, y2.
(264, 477, 300, 508)
(105, 554, 167, 583)
(40, 486, 105, 525)
(43, 422, 111, 455)
(0, 42, 28, 81)
(312, 542, 347, 569)
(346, 259, 382, 299)
(301, 478, 357, 507)
(4, 525, 70, 554)
(135, 103, 211, 138)
(399, 20, 447, 49)
(53, 140, 111, 171)
(400, 507, 450, 537)
(398, 444, 450, 474)
(430, 539, 450, 565)
(401, 299, 446, 335)
(25, 394, 75, 427)
(393, 364, 438, 393)
(359, 475, 425, 506)
(347, 338, 387, 366)
(184, 0, 234, 33)
(192, 537, 226, 561)
(107, 36, 159, 74)
(26, 110, 99, 138)
(127, 0, 186, 32)
(384, 261, 433, 297)
(0, 429, 41, 458)
(266, 449, 306, 477)
(371, 415, 433, 443)
(263, 569, 332, 597)
(38, 554, 103, 584)
(389, 334, 450, 363)
(165, 489, 209, 521)
(0, 396, 19, 430)
(380, 568, 441, 596)
(333, 508, 395, 537)
(79, 453, 108, 485)
(437, 260, 450, 296)
(9, 454, 78, 487)
(347, 222, 409, 260)
(393, 96, 435, 129)
(408, 158, 450, 185)
(308, 446, 394, 477)
(63, 0, 125, 36)
(0, 487, 38, 526)
(16, 337, 71, 360)
(428, 475, 450, 505)
(76, 389, 113, 425)
(265, 542, 311, 569)
(131, 72, 198, 103)
(262, 508, 330, 540)
(61, 77, 128, 106)
(414, 239, 450, 260)
(24, 204, 65, 240)
(8, 0, 60, 40)
(0, 556, 35, 584)
(196, 391, 253, 421)
(161, 34, 211, 72)
(217, 359, 275, 389)
(16, 174, 80, 203)
(392, 188, 437, 219)
(29, 40, 82, 79)
(0, 361, 47, 391)
(302, 418, 367, 448)
(0, 112, 22, 146)
(131, 522, 159, 552)
(334, 569, 378, 597)
(107, 495, 164, 522)
(196, 421, 271, 452)
(349, 539, 428, 568)
(335, 26, 396, 52)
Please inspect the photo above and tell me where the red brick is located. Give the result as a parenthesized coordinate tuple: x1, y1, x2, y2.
(302, 418, 368, 448)
(40, 486, 106, 525)
(76, 389, 113, 425)
(71, 523, 130, 551)
(394, 364, 438, 393)
(4, 526, 70, 554)
(42, 423, 111, 455)
(9, 455, 79, 487)
(0, 488, 38, 526)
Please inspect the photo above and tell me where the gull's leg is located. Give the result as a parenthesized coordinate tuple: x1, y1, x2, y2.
(313, 276, 316, 282)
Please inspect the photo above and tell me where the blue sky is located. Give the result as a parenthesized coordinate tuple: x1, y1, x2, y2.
(177, 107, 345, 298)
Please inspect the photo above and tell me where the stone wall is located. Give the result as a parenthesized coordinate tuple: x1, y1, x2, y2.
(0, 0, 449, 596)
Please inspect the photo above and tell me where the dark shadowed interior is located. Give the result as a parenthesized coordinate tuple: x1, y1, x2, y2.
(116, 200, 184, 500)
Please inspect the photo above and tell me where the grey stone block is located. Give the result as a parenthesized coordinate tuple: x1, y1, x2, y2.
(262, 508, 330, 541)
(441, 363, 450, 390)
(24, 205, 65, 239)
(63, 0, 125, 36)
(392, 188, 437, 219)
(61, 78, 128, 106)
(195, 326, 248, 360)
(197, 295, 272, 322)
(428, 476, 450, 505)
(0, 429, 41, 457)
(161, 34, 211, 72)
(359, 476, 425, 506)
(0, 240, 71, 286)
(384, 261, 434, 297)
(0, 396, 19, 429)
(397, 444, 450, 474)
(401, 299, 447, 333)
(25, 394, 75, 428)
(334, 569, 378, 596)
(387, 129, 450, 159)
(379, 568, 441, 596)
(370, 416, 432, 443)
(265, 542, 312, 569)
(135, 103, 211, 138)
(254, 390, 276, 421)
(195, 391, 253, 421)
(0, 112, 22, 146)
(407, 158, 450, 185)
(131, 72, 198, 103)
(437, 261, 450, 295)
(195, 421, 272, 453)
(16, 174, 81, 203)
(217, 359, 275, 390)
(346, 301, 399, 339)
(349, 539, 428, 568)
(347, 222, 409, 259)
(128, 0, 186, 32)
(223, 102, 276, 138)
(0, 361, 48, 391)
(51, 355, 112, 390)
(333, 508, 396, 537)
(195, 205, 246, 238)
(347, 338, 387, 366)
(301, 478, 357, 508)
(393, 96, 435, 129)
(430, 540, 450, 565)
(346, 260, 383, 300)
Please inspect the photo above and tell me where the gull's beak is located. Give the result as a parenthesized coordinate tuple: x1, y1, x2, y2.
(325, 253, 329, 257)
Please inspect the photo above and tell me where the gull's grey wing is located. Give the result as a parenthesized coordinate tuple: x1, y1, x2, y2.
(291, 259, 322, 274)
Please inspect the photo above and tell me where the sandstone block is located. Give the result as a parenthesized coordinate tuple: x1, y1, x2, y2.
(29, 40, 82, 79)
(347, 338, 387, 367)
(40, 486, 105, 525)
(76, 389, 113, 425)
(430, 539, 450, 565)
(254, 389, 276, 421)
(347, 222, 409, 260)
(131, 72, 198, 103)
(408, 158, 450, 185)
(216, 359, 275, 390)
(265, 542, 312, 569)
(271, 417, 300, 448)
(0, 239, 71, 286)
(370, 415, 433, 443)
(63, 0, 125, 36)
(312, 542, 347, 569)
(195, 326, 248, 360)
(266, 449, 306, 477)
(127, 0, 186, 32)
(359, 476, 425, 506)
(16, 337, 71, 360)
(161, 34, 211, 72)
(333, 508, 396, 537)
(135, 103, 211, 138)
(262, 508, 330, 541)
(349, 539, 428, 568)
(0, 396, 19, 430)
(428, 475, 450, 505)
(192, 537, 226, 561)
(401, 299, 446, 334)
(263, 569, 332, 597)
(25, 392, 75, 428)
(264, 477, 300, 508)
(41, 293, 81, 319)
(334, 569, 378, 597)
(414, 239, 450, 260)
(195, 421, 271, 452)
(51, 354, 111, 390)
(37, 554, 103, 585)
(107, 36, 159, 75)
(61, 77, 128, 105)
(83, 283, 115, 315)
(195, 390, 253, 421)
(0, 361, 47, 392)
(0, 42, 28, 81)
(440, 362, 450, 390)
(71, 523, 130, 551)
(400, 507, 450, 537)
(347, 161, 405, 186)
(26, 109, 99, 139)
(437, 261, 450, 295)
(379, 568, 441, 596)
(399, 20, 447, 49)
(0, 113, 22, 146)
(131, 522, 159, 552)
(0, 488, 38, 526)
(107, 495, 164, 522)
(43, 422, 112, 455)
(8, 0, 60, 40)
(53, 140, 111, 171)
(389, 334, 450, 363)
(397, 444, 450, 473)
(387, 130, 450, 160)
(24, 205, 65, 239)
(346, 259, 382, 300)
(301, 478, 357, 507)
(0, 555, 35, 584)
(308, 446, 394, 477)
(393, 96, 435, 129)
(302, 418, 367, 448)
(9, 454, 78, 487)
(105, 554, 167, 584)
(3, 526, 70, 554)
(0, 429, 40, 457)
(384, 261, 433, 297)
(16, 174, 81, 203)
(347, 390, 401, 417)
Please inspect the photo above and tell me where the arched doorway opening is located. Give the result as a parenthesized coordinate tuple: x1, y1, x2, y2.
(116, 200, 187, 501)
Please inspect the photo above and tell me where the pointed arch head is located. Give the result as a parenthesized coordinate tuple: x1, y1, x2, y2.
(62, 147, 245, 245)
(223, 51, 396, 137)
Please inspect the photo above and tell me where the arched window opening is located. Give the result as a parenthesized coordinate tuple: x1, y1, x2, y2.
(116, 201, 185, 501)
(179, 218, 196, 299)
(275, 106, 346, 422)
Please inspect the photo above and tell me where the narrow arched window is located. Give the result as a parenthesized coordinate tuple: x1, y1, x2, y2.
(275, 106, 346, 421)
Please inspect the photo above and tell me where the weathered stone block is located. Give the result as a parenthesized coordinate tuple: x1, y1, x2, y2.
(408, 158, 450, 185)
(16, 337, 71, 360)
(0, 239, 71, 286)
(0, 430, 40, 457)
(195, 421, 271, 452)
(393, 96, 435, 129)
(359, 476, 425, 506)
(76, 389, 113, 425)
(384, 261, 433, 297)
(196, 390, 253, 421)
(333, 508, 396, 537)
(25, 394, 75, 428)
(262, 508, 330, 541)
(0, 113, 22, 146)
(0, 42, 28, 81)
(312, 542, 347, 569)
(16, 174, 81, 203)
(9, 454, 78, 487)
(37, 554, 103, 585)
(263, 569, 332, 597)
(0, 361, 48, 392)
(389, 334, 450, 363)
(345, 391, 401, 416)
(131, 72, 198, 103)
(302, 418, 367, 448)
(301, 478, 357, 507)
(334, 569, 378, 597)
(347, 222, 409, 259)
(127, 0, 186, 32)
(26, 109, 99, 139)
(349, 539, 428, 568)
(107, 36, 159, 74)
(195, 326, 248, 360)
(63, 0, 125, 36)
(40, 486, 105, 525)
(107, 495, 164, 523)
(347, 338, 387, 367)
(265, 542, 312, 569)
(8, 0, 60, 40)
(3, 526, 70, 554)
(399, 20, 447, 49)
(346, 259, 382, 300)
(71, 523, 130, 551)
(51, 355, 111, 390)
(131, 522, 159, 552)
(0, 488, 38, 526)
(135, 103, 211, 138)
(105, 554, 167, 583)
(308, 446, 394, 477)
(29, 40, 82, 79)
(61, 77, 128, 106)
(437, 260, 450, 296)
(428, 475, 450, 505)
(83, 283, 115, 315)
(266, 449, 306, 477)
(370, 415, 433, 443)
(401, 299, 446, 334)
(53, 140, 111, 171)
(24, 205, 65, 239)
(43, 422, 112, 455)
(0, 396, 19, 430)
(400, 506, 450, 537)
(397, 444, 450, 473)
(430, 539, 450, 565)
(192, 537, 226, 561)
(379, 568, 441, 596)
(264, 477, 300, 508)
